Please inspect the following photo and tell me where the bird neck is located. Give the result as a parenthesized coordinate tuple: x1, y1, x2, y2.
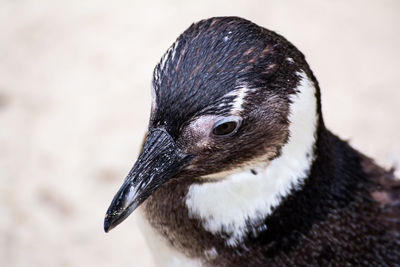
(142, 127, 368, 261)
(184, 130, 317, 247)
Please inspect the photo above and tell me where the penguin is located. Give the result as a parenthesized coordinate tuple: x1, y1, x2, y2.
(104, 17, 400, 266)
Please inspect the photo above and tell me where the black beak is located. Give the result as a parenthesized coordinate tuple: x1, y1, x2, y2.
(104, 128, 192, 232)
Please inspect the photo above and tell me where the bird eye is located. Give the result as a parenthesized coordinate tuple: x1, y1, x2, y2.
(212, 116, 242, 136)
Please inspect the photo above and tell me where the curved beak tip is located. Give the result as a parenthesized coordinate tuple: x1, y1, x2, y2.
(103, 128, 192, 233)
(103, 208, 127, 233)
(103, 215, 112, 233)
(104, 217, 113, 233)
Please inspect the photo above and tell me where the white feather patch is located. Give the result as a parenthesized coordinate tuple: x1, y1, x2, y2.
(185, 71, 318, 246)
(225, 87, 250, 115)
(150, 83, 157, 116)
(137, 211, 203, 267)
(159, 40, 179, 71)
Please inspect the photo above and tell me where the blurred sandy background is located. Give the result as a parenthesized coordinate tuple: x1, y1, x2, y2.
(0, 0, 399, 266)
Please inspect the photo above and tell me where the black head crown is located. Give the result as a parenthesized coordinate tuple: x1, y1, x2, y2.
(104, 16, 322, 232)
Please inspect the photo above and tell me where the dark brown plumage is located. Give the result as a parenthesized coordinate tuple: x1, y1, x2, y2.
(143, 131, 400, 266)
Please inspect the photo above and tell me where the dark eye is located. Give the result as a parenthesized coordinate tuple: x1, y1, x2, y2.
(212, 116, 242, 136)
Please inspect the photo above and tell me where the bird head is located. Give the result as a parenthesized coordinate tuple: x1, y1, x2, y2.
(104, 17, 321, 232)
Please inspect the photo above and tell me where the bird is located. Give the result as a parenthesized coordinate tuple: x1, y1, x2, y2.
(104, 17, 400, 266)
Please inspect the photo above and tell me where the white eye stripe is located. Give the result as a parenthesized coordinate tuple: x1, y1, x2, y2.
(224, 87, 251, 115)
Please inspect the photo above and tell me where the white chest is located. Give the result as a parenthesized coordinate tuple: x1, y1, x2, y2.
(137, 212, 203, 267)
